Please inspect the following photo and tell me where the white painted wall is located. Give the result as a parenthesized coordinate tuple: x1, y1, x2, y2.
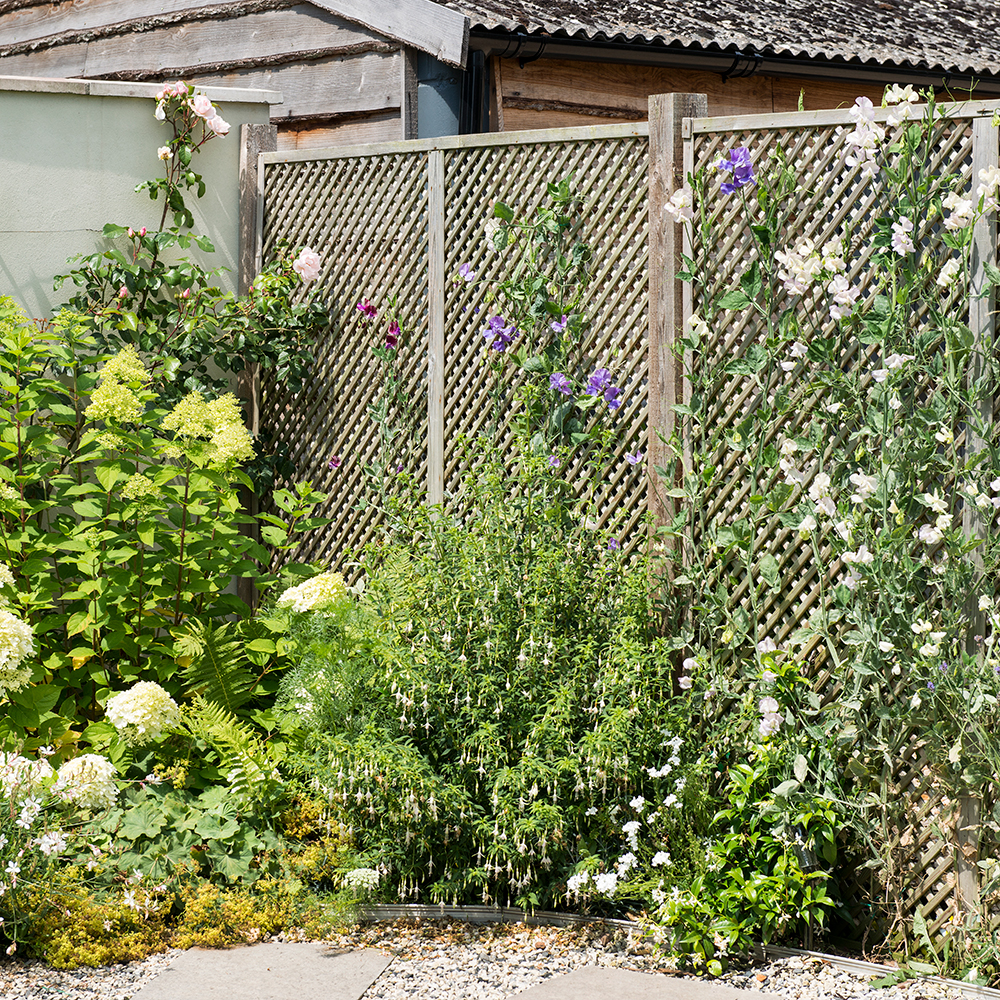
(0, 76, 277, 319)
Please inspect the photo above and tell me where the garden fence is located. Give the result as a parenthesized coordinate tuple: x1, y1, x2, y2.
(249, 94, 1000, 943)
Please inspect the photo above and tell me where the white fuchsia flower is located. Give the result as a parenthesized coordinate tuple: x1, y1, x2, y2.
(53, 755, 119, 812)
(292, 247, 322, 282)
(277, 571, 349, 612)
(105, 681, 180, 745)
(0, 608, 35, 698)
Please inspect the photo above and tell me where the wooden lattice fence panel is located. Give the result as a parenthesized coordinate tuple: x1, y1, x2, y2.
(258, 124, 650, 579)
(685, 101, 1000, 941)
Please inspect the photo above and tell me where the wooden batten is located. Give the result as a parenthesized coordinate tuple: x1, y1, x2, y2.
(0, 6, 393, 79)
(190, 49, 402, 119)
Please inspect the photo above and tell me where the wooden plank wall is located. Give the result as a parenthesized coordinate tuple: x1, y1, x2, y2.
(493, 57, 889, 131)
(0, 3, 408, 151)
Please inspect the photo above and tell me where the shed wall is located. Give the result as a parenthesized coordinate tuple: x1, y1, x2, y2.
(0, 78, 270, 319)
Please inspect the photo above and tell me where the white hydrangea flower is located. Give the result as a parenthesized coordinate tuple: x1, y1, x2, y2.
(0, 753, 54, 801)
(0, 563, 13, 591)
(0, 607, 35, 698)
(105, 681, 180, 744)
(53, 754, 119, 812)
(277, 571, 349, 612)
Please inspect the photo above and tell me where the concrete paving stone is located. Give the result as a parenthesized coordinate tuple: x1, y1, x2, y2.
(512, 967, 769, 999)
(132, 942, 392, 1000)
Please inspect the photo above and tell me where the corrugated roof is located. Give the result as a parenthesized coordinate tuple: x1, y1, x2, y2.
(440, 0, 998, 77)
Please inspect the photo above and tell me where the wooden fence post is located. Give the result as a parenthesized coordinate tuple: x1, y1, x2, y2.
(647, 93, 707, 568)
(427, 148, 446, 509)
(237, 123, 277, 610)
(955, 113, 998, 916)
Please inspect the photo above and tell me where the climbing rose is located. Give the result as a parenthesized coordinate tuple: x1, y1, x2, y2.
(292, 247, 321, 282)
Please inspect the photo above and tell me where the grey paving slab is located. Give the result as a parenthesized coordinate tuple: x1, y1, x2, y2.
(132, 943, 391, 1000)
(513, 967, 768, 999)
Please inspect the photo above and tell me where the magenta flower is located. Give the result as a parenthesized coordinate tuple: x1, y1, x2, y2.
(328, 456, 341, 470)
(357, 299, 377, 321)
(385, 320, 400, 350)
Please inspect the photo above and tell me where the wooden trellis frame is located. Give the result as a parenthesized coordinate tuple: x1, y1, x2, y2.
(249, 93, 1000, 944)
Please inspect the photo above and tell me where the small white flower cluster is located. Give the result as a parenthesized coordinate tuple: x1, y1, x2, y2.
(774, 235, 860, 322)
(678, 657, 695, 690)
(105, 681, 180, 745)
(277, 571, 349, 612)
(942, 190, 974, 232)
(35, 829, 68, 856)
(52, 754, 119, 812)
(0, 562, 14, 592)
(663, 186, 694, 223)
(758, 695, 782, 738)
(0, 606, 35, 698)
(808, 471, 835, 519)
(342, 867, 380, 891)
(0, 751, 54, 801)
(567, 869, 591, 894)
(884, 84, 920, 126)
(844, 97, 885, 179)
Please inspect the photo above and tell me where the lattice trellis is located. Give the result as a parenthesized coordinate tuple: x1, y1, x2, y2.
(686, 102, 999, 942)
(258, 124, 650, 580)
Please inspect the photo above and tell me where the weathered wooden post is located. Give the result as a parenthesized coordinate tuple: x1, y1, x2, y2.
(237, 122, 278, 609)
(647, 93, 706, 587)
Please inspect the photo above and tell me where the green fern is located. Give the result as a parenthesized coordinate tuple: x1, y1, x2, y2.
(174, 620, 257, 713)
(183, 694, 284, 810)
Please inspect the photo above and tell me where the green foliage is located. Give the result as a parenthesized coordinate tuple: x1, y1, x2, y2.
(279, 455, 679, 910)
(0, 299, 323, 748)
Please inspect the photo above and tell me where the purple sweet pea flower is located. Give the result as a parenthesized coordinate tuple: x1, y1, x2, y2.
(550, 314, 569, 333)
(385, 320, 400, 350)
(717, 146, 756, 195)
(548, 454, 561, 468)
(328, 456, 342, 470)
(607, 538, 620, 551)
(459, 262, 476, 282)
(604, 386, 622, 410)
(587, 368, 612, 395)
(483, 315, 518, 352)
(626, 450, 643, 466)
(549, 372, 572, 395)
(356, 298, 377, 321)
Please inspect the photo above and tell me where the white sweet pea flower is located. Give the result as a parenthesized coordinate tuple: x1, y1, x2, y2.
(884, 353, 915, 369)
(759, 696, 779, 714)
(891, 216, 915, 255)
(917, 524, 944, 545)
(937, 257, 962, 288)
(942, 191, 974, 231)
(843, 544, 874, 565)
(757, 638, 778, 654)
(797, 514, 818, 535)
(878, 640, 894, 653)
(663, 186, 694, 223)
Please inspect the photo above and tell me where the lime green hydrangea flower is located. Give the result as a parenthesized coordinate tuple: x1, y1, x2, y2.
(277, 571, 349, 612)
(85, 345, 149, 424)
(161, 391, 254, 467)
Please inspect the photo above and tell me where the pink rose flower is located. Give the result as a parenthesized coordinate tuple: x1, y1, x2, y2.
(292, 247, 322, 282)
(190, 94, 214, 118)
(206, 115, 230, 136)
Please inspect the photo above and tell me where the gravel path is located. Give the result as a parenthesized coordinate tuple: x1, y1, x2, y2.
(0, 920, 973, 1000)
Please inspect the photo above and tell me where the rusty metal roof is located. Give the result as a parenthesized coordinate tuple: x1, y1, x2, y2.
(440, 0, 997, 77)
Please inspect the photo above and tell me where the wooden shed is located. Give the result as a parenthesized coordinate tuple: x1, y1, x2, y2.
(0, 0, 997, 150)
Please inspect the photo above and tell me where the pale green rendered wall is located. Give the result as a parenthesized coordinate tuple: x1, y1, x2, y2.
(0, 78, 276, 320)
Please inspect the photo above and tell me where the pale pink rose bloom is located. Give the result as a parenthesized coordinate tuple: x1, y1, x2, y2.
(190, 94, 214, 118)
(292, 247, 322, 282)
(171, 80, 188, 97)
(207, 115, 230, 136)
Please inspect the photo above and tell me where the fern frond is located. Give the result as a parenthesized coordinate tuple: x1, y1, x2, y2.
(174, 620, 257, 713)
